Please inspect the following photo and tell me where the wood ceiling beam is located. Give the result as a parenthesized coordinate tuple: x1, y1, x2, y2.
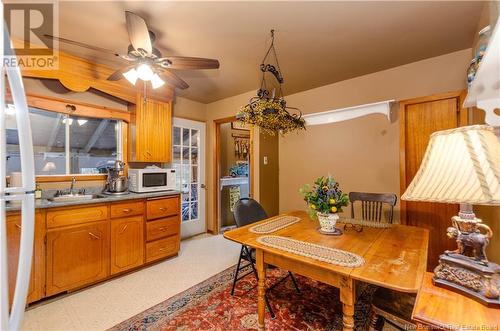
(46, 113, 63, 148)
(11, 39, 174, 104)
(83, 119, 110, 153)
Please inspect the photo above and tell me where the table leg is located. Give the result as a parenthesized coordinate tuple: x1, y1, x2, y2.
(340, 276, 355, 331)
(256, 249, 266, 331)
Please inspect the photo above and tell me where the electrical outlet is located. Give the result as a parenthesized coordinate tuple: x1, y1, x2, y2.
(263, 156, 268, 165)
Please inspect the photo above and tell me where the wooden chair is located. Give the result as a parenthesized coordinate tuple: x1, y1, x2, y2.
(349, 192, 417, 331)
(230, 198, 300, 319)
(349, 192, 397, 223)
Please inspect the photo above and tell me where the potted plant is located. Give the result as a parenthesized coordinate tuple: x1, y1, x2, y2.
(299, 176, 349, 233)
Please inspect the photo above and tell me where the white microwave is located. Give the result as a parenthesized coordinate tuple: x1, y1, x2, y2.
(128, 168, 176, 193)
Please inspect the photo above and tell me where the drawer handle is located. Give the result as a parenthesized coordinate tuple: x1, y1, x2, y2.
(122, 208, 132, 213)
(15, 224, 21, 229)
(158, 248, 165, 252)
(159, 207, 167, 211)
(120, 225, 128, 234)
(88, 232, 101, 240)
(159, 227, 168, 231)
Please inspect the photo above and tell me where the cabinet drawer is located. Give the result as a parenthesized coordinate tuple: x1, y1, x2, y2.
(145, 235, 179, 263)
(47, 205, 108, 228)
(110, 201, 144, 219)
(146, 197, 179, 220)
(146, 216, 179, 242)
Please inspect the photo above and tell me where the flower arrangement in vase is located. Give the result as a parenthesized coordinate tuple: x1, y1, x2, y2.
(299, 176, 349, 233)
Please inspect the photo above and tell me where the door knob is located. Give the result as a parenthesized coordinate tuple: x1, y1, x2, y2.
(201, 184, 206, 189)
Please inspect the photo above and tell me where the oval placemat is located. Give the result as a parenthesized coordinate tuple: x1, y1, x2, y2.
(249, 215, 300, 234)
(257, 235, 364, 268)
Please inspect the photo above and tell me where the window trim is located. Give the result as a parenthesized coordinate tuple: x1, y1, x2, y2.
(6, 93, 129, 182)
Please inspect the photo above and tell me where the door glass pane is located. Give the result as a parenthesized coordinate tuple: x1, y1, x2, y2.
(182, 128, 190, 146)
(173, 127, 181, 146)
(191, 165, 198, 183)
(173, 146, 181, 163)
(190, 184, 197, 202)
(182, 147, 190, 161)
(191, 129, 198, 147)
(191, 148, 198, 165)
(191, 202, 198, 219)
(182, 202, 190, 221)
(69, 116, 118, 174)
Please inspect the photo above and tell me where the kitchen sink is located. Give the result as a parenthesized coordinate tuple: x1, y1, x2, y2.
(48, 194, 105, 202)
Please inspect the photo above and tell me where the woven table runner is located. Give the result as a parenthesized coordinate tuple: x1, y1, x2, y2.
(256, 235, 364, 267)
(249, 216, 300, 234)
(337, 218, 392, 228)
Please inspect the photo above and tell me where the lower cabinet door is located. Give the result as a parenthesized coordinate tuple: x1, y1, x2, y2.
(7, 212, 44, 304)
(110, 216, 145, 275)
(46, 221, 110, 296)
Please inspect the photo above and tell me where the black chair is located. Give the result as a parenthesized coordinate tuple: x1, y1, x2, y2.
(349, 192, 416, 331)
(230, 198, 300, 318)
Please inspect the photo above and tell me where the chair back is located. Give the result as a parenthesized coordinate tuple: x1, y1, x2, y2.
(233, 198, 268, 227)
(349, 192, 397, 223)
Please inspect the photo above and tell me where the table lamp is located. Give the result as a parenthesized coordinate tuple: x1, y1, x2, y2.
(402, 125, 499, 307)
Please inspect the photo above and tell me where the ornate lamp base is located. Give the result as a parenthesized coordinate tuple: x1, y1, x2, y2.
(433, 254, 500, 308)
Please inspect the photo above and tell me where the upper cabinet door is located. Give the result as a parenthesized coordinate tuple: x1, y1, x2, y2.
(129, 96, 172, 162)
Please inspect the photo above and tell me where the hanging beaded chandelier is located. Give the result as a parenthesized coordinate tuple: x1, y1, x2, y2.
(237, 30, 305, 135)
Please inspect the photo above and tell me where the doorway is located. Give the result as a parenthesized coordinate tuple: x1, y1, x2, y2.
(172, 118, 206, 238)
(214, 117, 253, 233)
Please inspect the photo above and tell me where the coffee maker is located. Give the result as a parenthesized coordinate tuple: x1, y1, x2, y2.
(103, 160, 129, 195)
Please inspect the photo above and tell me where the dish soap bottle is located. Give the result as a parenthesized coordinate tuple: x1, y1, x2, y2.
(35, 183, 42, 199)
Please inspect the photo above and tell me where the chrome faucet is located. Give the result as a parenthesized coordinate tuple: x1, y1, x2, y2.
(70, 176, 77, 195)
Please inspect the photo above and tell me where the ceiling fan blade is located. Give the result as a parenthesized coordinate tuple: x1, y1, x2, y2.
(107, 65, 135, 81)
(44, 34, 121, 57)
(162, 56, 220, 70)
(125, 11, 152, 55)
(159, 70, 189, 89)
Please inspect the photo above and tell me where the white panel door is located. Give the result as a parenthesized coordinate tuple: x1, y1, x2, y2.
(172, 118, 206, 238)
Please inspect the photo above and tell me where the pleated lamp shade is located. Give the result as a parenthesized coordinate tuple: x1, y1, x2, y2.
(401, 125, 500, 205)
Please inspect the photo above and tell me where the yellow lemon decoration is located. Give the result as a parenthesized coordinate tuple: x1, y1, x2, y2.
(330, 206, 337, 213)
(310, 204, 316, 210)
(329, 198, 336, 204)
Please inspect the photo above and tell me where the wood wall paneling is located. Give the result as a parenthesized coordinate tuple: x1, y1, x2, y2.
(399, 91, 465, 270)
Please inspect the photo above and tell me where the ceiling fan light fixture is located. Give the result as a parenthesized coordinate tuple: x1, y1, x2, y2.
(151, 73, 165, 89)
(136, 63, 154, 81)
(123, 68, 139, 85)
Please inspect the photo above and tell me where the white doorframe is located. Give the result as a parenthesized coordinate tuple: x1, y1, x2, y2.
(172, 118, 206, 238)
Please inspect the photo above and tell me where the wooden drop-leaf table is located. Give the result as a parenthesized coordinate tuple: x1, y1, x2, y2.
(224, 210, 429, 331)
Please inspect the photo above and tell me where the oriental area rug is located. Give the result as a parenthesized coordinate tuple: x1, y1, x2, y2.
(109, 266, 375, 331)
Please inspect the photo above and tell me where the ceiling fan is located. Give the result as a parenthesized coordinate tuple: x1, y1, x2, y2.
(45, 11, 219, 90)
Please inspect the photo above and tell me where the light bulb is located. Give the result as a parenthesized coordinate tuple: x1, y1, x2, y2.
(77, 119, 88, 126)
(123, 68, 138, 85)
(136, 64, 154, 81)
(151, 73, 165, 89)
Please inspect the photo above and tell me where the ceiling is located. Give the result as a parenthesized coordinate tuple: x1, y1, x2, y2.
(20, 1, 486, 103)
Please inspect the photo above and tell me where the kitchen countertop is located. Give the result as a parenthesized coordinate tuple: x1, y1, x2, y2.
(5, 190, 181, 212)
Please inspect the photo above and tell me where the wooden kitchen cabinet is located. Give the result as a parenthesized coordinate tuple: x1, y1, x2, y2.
(128, 96, 172, 162)
(46, 221, 110, 296)
(110, 216, 144, 275)
(6, 211, 45, 305)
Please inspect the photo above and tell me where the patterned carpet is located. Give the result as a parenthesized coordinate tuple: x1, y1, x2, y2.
(109, 265, 375, 331)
